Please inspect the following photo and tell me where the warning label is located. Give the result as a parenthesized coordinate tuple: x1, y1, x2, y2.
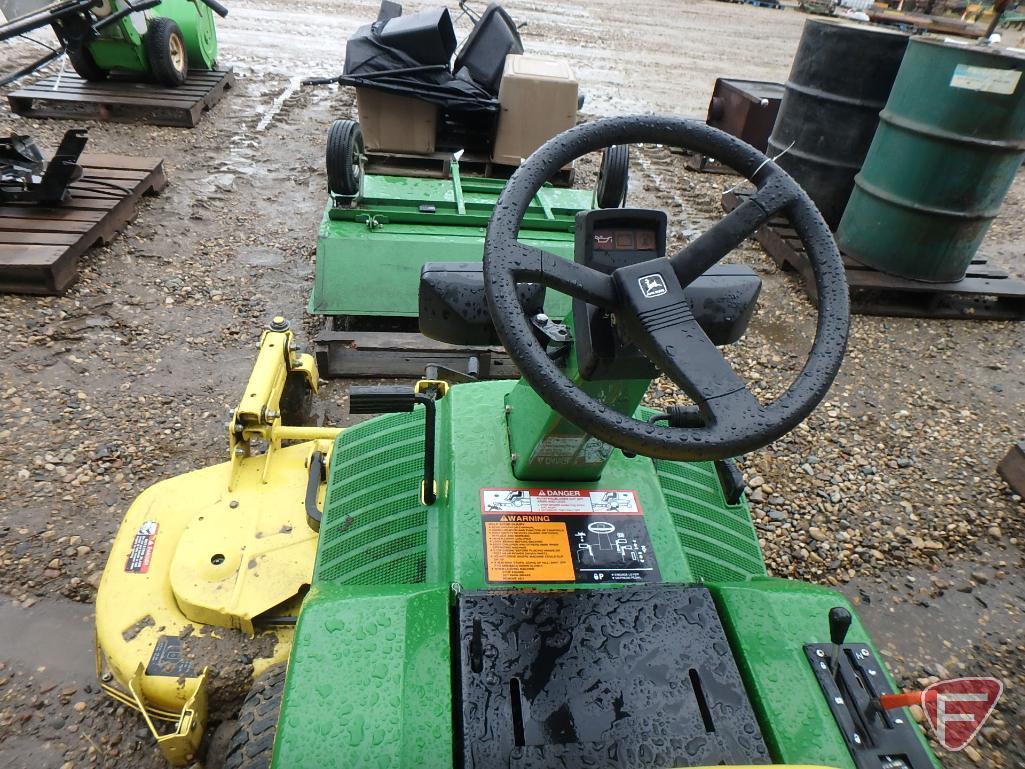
(484, 521, 575, 582)
(125, 520, 158, 574)
(481, 489, 659, 584)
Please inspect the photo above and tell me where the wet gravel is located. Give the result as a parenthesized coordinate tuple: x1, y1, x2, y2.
(1, 0, 1024, 767)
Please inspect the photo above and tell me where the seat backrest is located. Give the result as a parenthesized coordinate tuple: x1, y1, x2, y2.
(452, 3, 523, 94)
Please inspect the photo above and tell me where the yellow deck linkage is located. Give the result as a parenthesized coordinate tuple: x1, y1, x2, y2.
(94, 319, 342, 765)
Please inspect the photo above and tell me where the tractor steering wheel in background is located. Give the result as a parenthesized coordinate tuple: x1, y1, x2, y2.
(484, 115, 850, 462)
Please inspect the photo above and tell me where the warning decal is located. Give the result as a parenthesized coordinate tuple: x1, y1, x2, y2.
(125, 520, 158, 574)
(481, 489, 659, 584)
(484, 521, 575, 582)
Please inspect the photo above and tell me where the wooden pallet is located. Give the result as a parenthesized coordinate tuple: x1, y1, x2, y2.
(364, 150, 575, 187)
(315, 329, 518, 379)
(722, 190, 1025, 320)
(8, 69, 235, 128)
(0, 154, 166, 295)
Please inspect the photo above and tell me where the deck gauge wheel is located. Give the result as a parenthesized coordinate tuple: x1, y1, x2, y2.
(596, 143, 629, 208)
(484, 115, 851, 462)
(146, 17, 189, 87)
(326, 119, 365, 198)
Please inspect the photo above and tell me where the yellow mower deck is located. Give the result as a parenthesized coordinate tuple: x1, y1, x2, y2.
(94, 322, 341, 764)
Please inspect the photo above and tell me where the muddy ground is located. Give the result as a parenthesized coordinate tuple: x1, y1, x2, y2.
(1, 0, 1024, 767)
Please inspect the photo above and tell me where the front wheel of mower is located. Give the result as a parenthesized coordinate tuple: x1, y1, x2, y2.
(223, 664, 285, 769)
(146, 17, 189, 87)
(326, 119, 364, 198)
(596, 143, 629, 209)
(67, 45, 109, 81)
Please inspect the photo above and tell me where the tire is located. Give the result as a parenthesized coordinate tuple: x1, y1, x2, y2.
(146, 17, 188, 87)
(326, 119, 364, 197)
(223, 664, 286, 769)
(279, 372, 313, 427)
(596, 144, 629, 209)
(67, 45, 108, 82)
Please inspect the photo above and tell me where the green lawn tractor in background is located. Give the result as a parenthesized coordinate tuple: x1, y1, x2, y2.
(219, 116, 941, 769)
(306, 1, 631, 379)
(310, 117, 628, 378)
(0, 0, 227, 87)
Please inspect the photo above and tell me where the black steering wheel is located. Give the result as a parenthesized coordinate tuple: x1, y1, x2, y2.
(484, 115, 850, 462)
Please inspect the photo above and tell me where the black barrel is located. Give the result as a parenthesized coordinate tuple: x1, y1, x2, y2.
(768, 20, 909, 229)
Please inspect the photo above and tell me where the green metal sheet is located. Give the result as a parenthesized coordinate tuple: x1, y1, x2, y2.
(653, 457, 766, 583)
(89, 22, 147, 73)
(313, 380, 771, 592)
(153, 0, 218, 69)
(712, 579, 941, 769)
(309, 174, 593, 318)
(837, 39, 1025, 282)
(271, 584, 453, 769)
(89, 0, 219, 73)
(315, 410, 433, 585)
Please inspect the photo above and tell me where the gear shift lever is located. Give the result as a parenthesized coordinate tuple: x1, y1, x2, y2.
(828, 606, 852, 679)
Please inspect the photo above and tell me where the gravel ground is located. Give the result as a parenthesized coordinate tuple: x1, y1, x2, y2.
(1, 0, 1024, 767)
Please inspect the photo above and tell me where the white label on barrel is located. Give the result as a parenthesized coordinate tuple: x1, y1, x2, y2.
(950, 65, 1021, 95)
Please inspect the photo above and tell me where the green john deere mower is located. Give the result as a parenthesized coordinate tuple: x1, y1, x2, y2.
(308, 121, 629, 378)
(0, 0, 227, 87)
(305, 0, 631, 379)
(226, 115, 937, 769)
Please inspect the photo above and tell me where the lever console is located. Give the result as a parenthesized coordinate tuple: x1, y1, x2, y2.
(805, 608, 934, 769)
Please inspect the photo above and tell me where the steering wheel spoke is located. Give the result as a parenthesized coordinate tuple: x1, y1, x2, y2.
(669, 171, 800, 288)
(505, 241, 618, 309)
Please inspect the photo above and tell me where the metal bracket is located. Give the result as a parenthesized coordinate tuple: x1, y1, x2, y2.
(227, 320, 341, 490)
(126, 663, 209, 766)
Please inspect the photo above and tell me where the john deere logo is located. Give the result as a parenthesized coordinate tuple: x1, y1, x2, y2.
(639, 274, 667, 298)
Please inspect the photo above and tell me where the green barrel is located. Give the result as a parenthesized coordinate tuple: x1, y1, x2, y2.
(837, 40, 1025, 283)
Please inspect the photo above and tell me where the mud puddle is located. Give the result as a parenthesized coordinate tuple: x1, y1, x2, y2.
(0, 596, 95, 683)
(843, 548, 1025, 670)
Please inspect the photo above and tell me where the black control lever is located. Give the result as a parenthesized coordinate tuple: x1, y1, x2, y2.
(349, 385, 415, 414)
(805, 607, 933, 768)
(829, 607, 852, 679)
(349, 385, 438, 504)
(199, 0, 229, 18)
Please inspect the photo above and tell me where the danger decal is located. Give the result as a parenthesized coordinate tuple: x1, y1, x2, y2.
(481, 488, 659, 584)
(125, 520, 158, 574)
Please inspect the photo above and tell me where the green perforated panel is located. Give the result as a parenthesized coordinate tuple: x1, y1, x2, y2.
(654, 459, 766, 583)
(316, 412, 428, 585)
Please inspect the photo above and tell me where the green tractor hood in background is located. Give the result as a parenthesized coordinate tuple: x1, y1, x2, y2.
(309, 173, 594, 319)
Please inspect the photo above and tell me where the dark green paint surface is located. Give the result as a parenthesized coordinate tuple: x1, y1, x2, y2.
(309, 175, 593, 317)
